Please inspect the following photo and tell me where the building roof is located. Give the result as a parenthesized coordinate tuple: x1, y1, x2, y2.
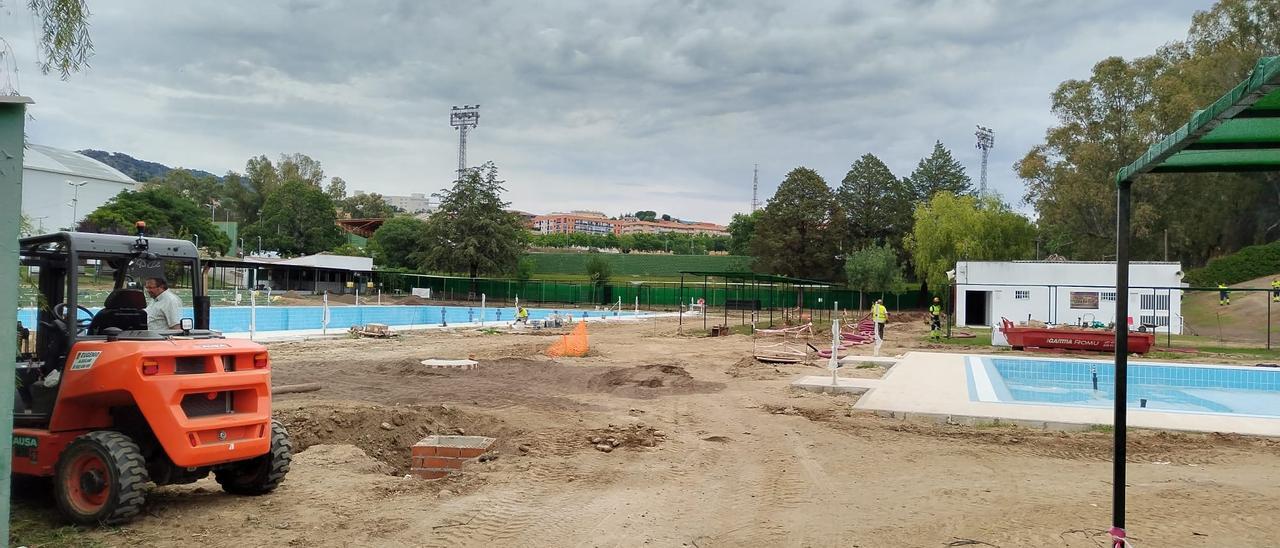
(24, 144, 136, 184)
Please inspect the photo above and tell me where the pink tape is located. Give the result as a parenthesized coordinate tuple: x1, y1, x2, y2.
(1109, 526, 1126, 547)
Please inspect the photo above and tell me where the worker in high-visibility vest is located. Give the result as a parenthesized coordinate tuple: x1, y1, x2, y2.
(1272, 278, 1280, 303)
(871, 298, 888, 341)
(1218, 283, 1230, 306)
(928, 297, 943, 342)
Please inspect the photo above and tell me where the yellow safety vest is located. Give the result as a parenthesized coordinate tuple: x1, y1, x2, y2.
(872, 304, 887, 323)
(929, 304, 941, 317)
(1273, 280, 1280, 289)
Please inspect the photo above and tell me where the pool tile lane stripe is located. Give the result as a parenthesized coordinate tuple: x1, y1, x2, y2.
(968, 356, 1000, 402)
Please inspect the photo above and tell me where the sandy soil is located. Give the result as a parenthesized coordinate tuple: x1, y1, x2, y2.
(16, 317, 1280, 547)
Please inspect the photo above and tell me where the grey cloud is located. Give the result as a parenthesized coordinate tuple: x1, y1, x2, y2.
(9, 0, 1214, 224)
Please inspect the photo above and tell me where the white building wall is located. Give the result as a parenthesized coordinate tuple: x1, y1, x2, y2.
(19, 146, 137, 233)
(21, 168, 136, 232)
(954, 261, 1184, 333)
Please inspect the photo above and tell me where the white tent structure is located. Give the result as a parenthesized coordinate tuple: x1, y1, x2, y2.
(19, 145, 137, 233)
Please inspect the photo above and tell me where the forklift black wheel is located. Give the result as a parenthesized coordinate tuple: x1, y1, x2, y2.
(54, 431, 150, 525)
(215, 419, 292, 496)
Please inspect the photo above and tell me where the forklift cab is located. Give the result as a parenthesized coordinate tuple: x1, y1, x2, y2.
(16, 224, 213, 418)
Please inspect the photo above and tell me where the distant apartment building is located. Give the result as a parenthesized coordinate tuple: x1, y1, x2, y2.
(533, 211, 617, 235)
(615, 219, 728, 237)
(530, 211, 728, 237)
(353, 190, 433, 214)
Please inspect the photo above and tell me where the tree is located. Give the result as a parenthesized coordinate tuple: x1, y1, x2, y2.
(515, 257, 535, 283)
(341, 192, 399, 218)
(835, 154, 912, 252)
(242, 180, 344, 256)
(277, 153, 325, 188)
(329, 242, 368, 257)
(749, 167, 842, 280)
(634, 210, 657, 221)
(660, 214, 672, 221)
(325, 177, 348, 202)
(905, 193, 1036, 290)
(145, 169, 225, 214)
(369, 215, 428, 270)
(728, 211, 761, 256)
(906, 141, 972, 201)
(79, 187, 231, 255)
(843, 243, 904, 311)
(1018, 0, 1280, 265)
(417, 163, 529, 287)
(585, 255, 612, 303)
(29, 0, 93, 79)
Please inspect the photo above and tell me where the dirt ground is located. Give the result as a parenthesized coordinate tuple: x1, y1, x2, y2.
(16, 317, 1280, 547)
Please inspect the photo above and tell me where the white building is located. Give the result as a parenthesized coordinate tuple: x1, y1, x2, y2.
(354, 190, 433, 214)
(20, 145, 138, 233)
(953, 261, 1185, 333)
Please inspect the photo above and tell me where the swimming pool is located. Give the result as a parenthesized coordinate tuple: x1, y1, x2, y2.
(966, 356, 1280, 418)
(16, 305, 644, 334)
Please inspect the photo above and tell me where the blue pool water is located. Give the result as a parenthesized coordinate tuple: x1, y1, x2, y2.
(967, 356, 1280, 417)
(16, 305, 641, 334)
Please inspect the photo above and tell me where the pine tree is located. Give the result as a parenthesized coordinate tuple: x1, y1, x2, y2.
(418, 163, 529, 290)
(836, 154, 912, 251)
(906, 141, 972, 202)
(749, 167, 842, 280)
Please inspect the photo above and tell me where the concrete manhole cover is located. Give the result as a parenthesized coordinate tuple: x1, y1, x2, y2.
(420, 359, 479, 369)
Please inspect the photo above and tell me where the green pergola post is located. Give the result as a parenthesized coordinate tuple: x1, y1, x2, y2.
(1, 94, 33, 546)
(1110, 56, 1280, 547)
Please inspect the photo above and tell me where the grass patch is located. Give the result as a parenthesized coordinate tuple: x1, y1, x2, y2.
(928, 329, 992, 347)
(1087, 424, 1114, 433)
(856, 363, 878, 369)
(10, 505, 104, 548)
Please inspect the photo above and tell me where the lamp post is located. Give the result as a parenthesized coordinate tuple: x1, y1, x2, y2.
(67, 180, 88, 227)
(32, 216, 48, 235)
(208, 201, 217, 221)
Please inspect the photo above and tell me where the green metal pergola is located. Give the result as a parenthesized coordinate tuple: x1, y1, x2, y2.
(1111, 56, 1280, 546)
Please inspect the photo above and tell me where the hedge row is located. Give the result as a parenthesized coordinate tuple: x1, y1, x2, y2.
(1184, 240, 1280, 287)
(525, 253, 753, 277)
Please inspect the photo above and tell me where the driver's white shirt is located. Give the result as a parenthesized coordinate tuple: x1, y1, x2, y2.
(146, 289, 183, 330)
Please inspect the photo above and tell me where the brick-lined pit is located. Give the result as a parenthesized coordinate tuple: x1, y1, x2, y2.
(411, 435, 496, 480)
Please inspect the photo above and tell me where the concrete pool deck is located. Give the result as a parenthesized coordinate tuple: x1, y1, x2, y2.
(815, 351, 1280, 437)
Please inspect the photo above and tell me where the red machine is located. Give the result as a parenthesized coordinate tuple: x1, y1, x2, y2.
(999, 318, 1155, 354)
(13, 226, 290, 525)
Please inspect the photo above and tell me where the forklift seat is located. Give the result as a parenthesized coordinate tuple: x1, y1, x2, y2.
(88, 289, 149, 334)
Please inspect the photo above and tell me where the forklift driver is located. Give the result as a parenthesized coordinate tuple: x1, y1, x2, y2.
(144, 276, 183, 330)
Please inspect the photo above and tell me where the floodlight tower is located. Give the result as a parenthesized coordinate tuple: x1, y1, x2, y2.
(975, 125, 994, 197)
(450, 105, 480, 178)
(751, 164, 760, 212)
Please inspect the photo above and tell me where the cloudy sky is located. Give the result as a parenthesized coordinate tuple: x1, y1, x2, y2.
(4, 0, 1212, 224)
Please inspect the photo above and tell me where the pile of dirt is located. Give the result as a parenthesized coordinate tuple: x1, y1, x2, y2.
(586, 364, 724, 399)
(585, 423, 667, 452)
(275, 401, 518, 474)
(727, 356, 791, 379)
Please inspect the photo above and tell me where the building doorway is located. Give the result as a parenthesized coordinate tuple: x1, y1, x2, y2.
(965, 290, 990, 327)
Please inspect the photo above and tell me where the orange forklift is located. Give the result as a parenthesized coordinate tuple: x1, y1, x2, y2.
(13, 224, 291, 524)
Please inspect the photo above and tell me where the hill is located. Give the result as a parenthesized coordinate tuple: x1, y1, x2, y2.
(1181, 274, 1280, 343)
(78, 149, 221, 182)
